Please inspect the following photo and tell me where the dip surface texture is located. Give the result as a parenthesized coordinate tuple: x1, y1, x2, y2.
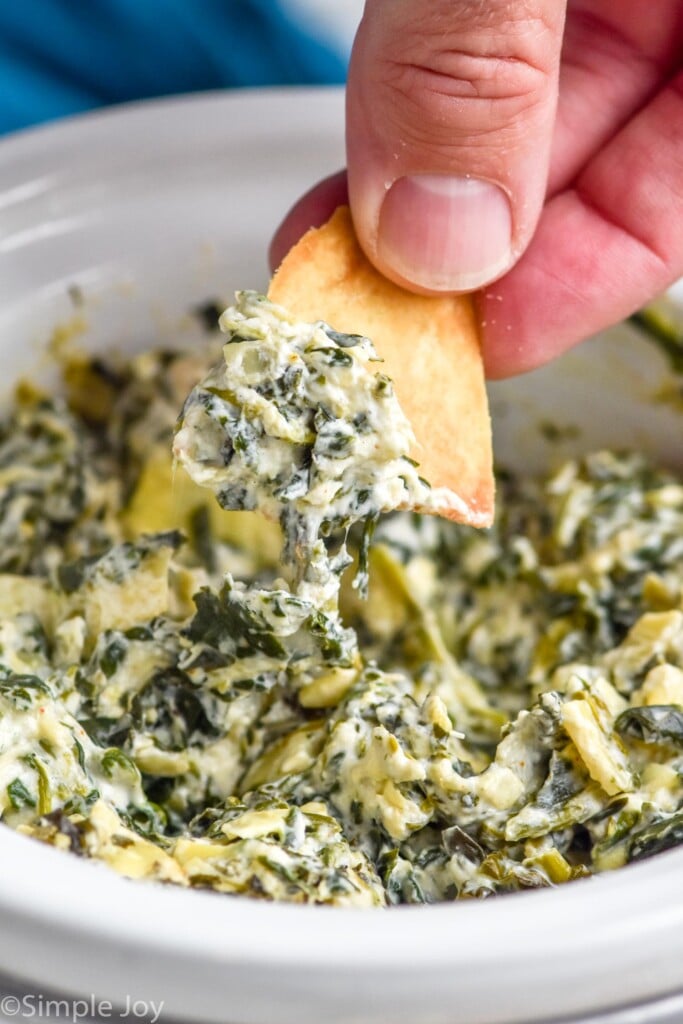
(1, 309, 682, 905)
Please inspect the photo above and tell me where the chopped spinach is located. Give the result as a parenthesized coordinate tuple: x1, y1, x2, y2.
(616, 705, 683, 747)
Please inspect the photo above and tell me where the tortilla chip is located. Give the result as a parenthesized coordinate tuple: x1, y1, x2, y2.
(268, 206, 494, 526)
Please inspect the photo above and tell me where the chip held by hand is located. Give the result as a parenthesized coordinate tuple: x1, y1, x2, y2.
(269, 206, 494, 527)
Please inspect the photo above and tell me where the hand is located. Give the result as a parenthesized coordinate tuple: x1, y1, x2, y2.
(270, 1, 683, 378)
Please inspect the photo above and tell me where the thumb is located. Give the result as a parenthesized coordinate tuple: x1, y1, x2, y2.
(346, 0, 566, 293)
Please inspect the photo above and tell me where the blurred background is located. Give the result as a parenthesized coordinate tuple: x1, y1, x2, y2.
(0, 0, 364, 135)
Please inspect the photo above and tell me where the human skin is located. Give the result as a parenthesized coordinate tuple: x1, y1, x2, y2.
(270, 1, 683, 378)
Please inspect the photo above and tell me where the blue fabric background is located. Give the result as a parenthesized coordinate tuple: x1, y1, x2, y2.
(0, 0, 346, 134)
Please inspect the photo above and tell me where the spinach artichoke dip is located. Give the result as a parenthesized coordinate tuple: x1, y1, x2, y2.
(1, 292, 683, 908)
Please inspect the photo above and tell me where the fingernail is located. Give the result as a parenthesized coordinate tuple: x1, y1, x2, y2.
(377, 175, 512, 291)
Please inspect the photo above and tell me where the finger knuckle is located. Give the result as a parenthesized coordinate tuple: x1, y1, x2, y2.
(379, 51, 548, 152)
(365, 5, 557, 152)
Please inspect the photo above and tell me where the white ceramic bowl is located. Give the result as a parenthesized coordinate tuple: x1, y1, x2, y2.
(1, 89, 683, 1024)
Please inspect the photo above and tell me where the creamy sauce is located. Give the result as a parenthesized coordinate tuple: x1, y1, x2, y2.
(0, 303, 681, 904)
(173, 292, 449, 607)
